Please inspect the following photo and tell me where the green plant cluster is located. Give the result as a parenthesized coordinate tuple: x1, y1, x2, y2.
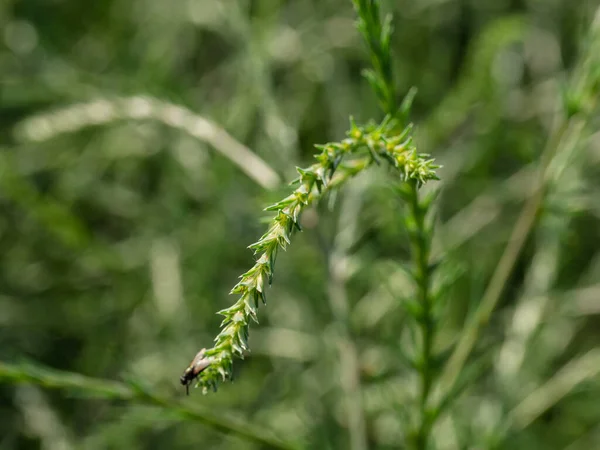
(198, 117, 440, 391)
(1, 0, 600, 449)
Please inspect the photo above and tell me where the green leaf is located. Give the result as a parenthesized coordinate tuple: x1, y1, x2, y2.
(398, 87, 418, 124)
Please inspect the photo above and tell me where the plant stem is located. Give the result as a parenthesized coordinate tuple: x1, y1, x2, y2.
(0, 361, 297, 450)
(351, 1, 440, 448)
(406, 179, 435, 450)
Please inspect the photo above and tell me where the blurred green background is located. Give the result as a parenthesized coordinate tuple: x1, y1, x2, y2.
(1, 0, 600, 449)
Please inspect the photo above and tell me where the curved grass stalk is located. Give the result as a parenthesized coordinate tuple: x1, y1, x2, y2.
(196, 117, 439, 392)
(14, 96, 280, 190)
(508, 348, 600, 430)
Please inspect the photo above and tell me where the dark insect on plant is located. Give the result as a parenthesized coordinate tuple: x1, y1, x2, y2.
(180, 349, 212, 395)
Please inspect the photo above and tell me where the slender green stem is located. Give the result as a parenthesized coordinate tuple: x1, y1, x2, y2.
(351, 1, 439, 448)
(409, 184, 433, 400)
(407, 180, 435, 450)
(352, 0, 397, 116)
(0, 361, 297, 450)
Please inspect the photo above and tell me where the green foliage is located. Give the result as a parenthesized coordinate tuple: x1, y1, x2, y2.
(0, 361, 296, 450)
(1, 0, 600, 449)
(352, 0, 396, 115)
(199, 117, 439, 392)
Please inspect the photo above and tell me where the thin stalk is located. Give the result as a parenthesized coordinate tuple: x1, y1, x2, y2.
(407, 180, 435, 450)
(351, 1, 439, 448)
(0, 361, 297, 450)
(351, 1, 440, 448)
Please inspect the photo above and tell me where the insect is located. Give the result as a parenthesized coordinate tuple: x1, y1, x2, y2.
(180, 348, 211, 395)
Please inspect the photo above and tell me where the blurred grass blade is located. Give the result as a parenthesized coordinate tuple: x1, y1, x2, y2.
(14, 96, 281, 190)
(0, 361, 298, 450)
(508, 348, 600, 430)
